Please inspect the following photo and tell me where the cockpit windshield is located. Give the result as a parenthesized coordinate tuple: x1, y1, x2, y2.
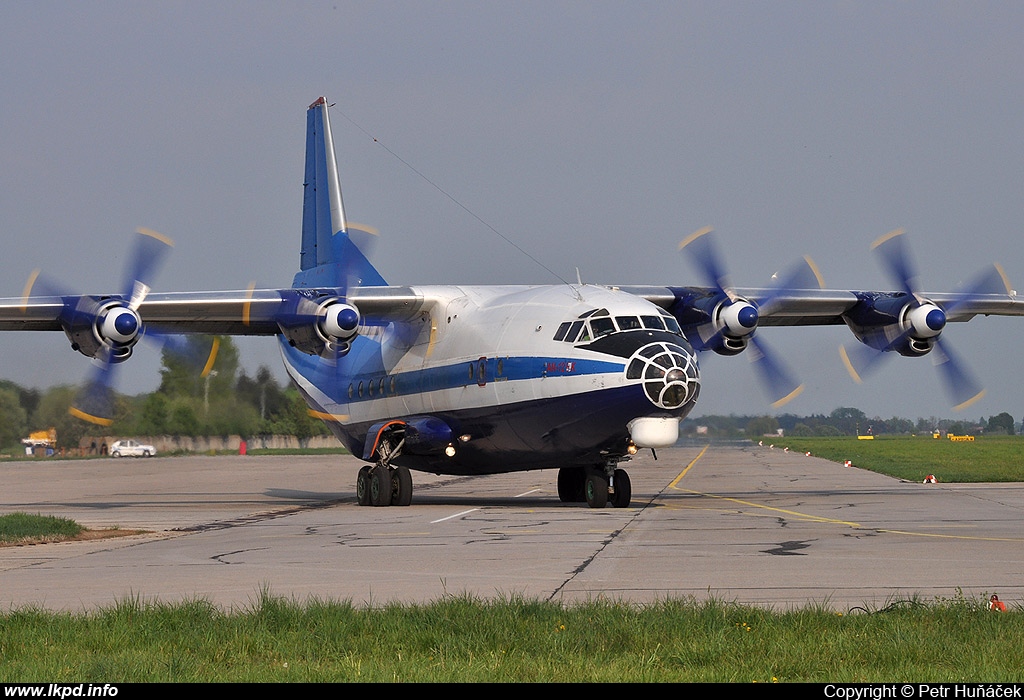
(553, 307, 683, 344)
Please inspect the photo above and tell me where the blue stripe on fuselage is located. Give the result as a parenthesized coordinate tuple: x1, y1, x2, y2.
(281, 336, 624, 407)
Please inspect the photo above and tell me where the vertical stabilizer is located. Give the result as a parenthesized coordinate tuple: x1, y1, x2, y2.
(295, 97, 385, 288)
(300, 97, 347, 270)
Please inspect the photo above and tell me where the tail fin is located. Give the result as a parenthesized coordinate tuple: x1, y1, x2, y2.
(294, 96, 386, 288)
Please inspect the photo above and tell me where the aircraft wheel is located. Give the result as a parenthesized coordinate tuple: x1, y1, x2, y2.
(356, 466, 372, 506)
(585, 471, 609, 508)
(557, 467, 585, 503)
(610, 469, 632, 508)
(369, 464, 392, 506)
(391, 466, 413, 506)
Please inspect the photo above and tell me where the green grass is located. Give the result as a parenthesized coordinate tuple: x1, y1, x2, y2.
(0, 592, 1020, 682)
(0, 513, 83, 545)
(774, 435, 1024, 482)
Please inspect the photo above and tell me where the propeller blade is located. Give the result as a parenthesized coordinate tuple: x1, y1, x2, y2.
(679, 226, 732, 297)
(125, 228, 174, 309)
(932, 338, 985, 411)
(943, 263, 1014, 317)
(839, 341, 890, 384)
(758, 255, 825, 316)
(749, 336, 804, 408)
(333, 225, 379, 300)
(69, 350, 118, 426)
(871, 228, 918, 297)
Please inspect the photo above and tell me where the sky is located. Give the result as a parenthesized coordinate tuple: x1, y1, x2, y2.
(1, 2, 1022, 422)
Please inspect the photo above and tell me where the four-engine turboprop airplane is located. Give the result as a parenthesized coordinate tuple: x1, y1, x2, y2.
(2, 96, 1023, 508)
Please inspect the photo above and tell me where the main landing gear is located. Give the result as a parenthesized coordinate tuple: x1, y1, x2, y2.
(557, 462, 632, 508)
(356, 433, 413, 507)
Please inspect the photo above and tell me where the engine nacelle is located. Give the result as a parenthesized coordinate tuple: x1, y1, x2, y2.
(844, 293, 947, 357)
(63, 299, 141, 361)
(278, 294, 361, 357)
(679, 294, 759, 356)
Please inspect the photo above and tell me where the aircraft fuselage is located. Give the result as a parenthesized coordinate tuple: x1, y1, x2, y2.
(282, 283, 700, 475)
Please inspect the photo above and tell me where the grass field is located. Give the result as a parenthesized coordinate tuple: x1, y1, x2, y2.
(0, 513, 82, 545)
(0, 592, 1020, 682)
(2, 441, 1022, 681)
(773, 435, 1024, 483)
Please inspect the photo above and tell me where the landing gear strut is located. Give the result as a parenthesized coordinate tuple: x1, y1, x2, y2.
(356, 433, 413, 507)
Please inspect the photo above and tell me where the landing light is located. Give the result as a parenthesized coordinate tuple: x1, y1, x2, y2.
(445, 444, 456, 457)
(458, 434, 471, 443)
(627, 441, 639, 455)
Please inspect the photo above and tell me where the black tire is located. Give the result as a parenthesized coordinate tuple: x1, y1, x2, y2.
(369, 464, 392, 507)
(391, 466, 413, 506)
(585, 471, 609, 508)
(557, 467, 585, 503)
(610, 469, 632, 508)
(356, 466, 372, 506)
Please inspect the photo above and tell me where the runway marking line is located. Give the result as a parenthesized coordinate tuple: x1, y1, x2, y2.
(431, 509, 479, 523)
(666, 445, 1024, 542)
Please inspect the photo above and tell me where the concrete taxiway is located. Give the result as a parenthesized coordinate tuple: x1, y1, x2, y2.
(2, 444, 1023, 611)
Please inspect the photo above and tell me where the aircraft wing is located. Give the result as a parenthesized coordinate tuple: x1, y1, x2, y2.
(622, 285, 1024, 327)
(0, 285, 430, 335)
(0, 284, 432, 383)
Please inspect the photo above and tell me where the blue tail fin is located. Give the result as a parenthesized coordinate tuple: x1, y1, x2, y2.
(294, 97, 386, 289)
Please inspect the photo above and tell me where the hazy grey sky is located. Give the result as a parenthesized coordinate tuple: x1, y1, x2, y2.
(2, 2, 1022, 421)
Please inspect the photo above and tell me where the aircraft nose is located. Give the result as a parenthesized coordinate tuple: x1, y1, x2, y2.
(624, 341, 701, 410)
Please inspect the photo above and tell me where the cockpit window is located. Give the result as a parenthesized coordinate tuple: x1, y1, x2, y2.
(565, 320, 586, 342)
(591, 317, 615, 338)
(554, 307, 683, 344)
(659, 309, 683, 334)
(641, 315, 665, 330)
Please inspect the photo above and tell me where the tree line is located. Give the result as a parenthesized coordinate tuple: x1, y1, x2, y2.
(685, 406, 1019, 439)
(0, 336, 328, 451)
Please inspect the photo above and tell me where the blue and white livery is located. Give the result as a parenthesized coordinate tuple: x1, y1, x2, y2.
(3, 96, 1023, 508)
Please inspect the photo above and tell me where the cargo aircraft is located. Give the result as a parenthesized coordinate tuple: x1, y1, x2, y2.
(2, 96, 1022, 508)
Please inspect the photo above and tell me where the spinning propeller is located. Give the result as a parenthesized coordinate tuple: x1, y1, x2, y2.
(839, 228, 1010, 410)
(680, 227, 823, 408)
(25, 228, 216, 426)
(276, 223, 379, 365)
